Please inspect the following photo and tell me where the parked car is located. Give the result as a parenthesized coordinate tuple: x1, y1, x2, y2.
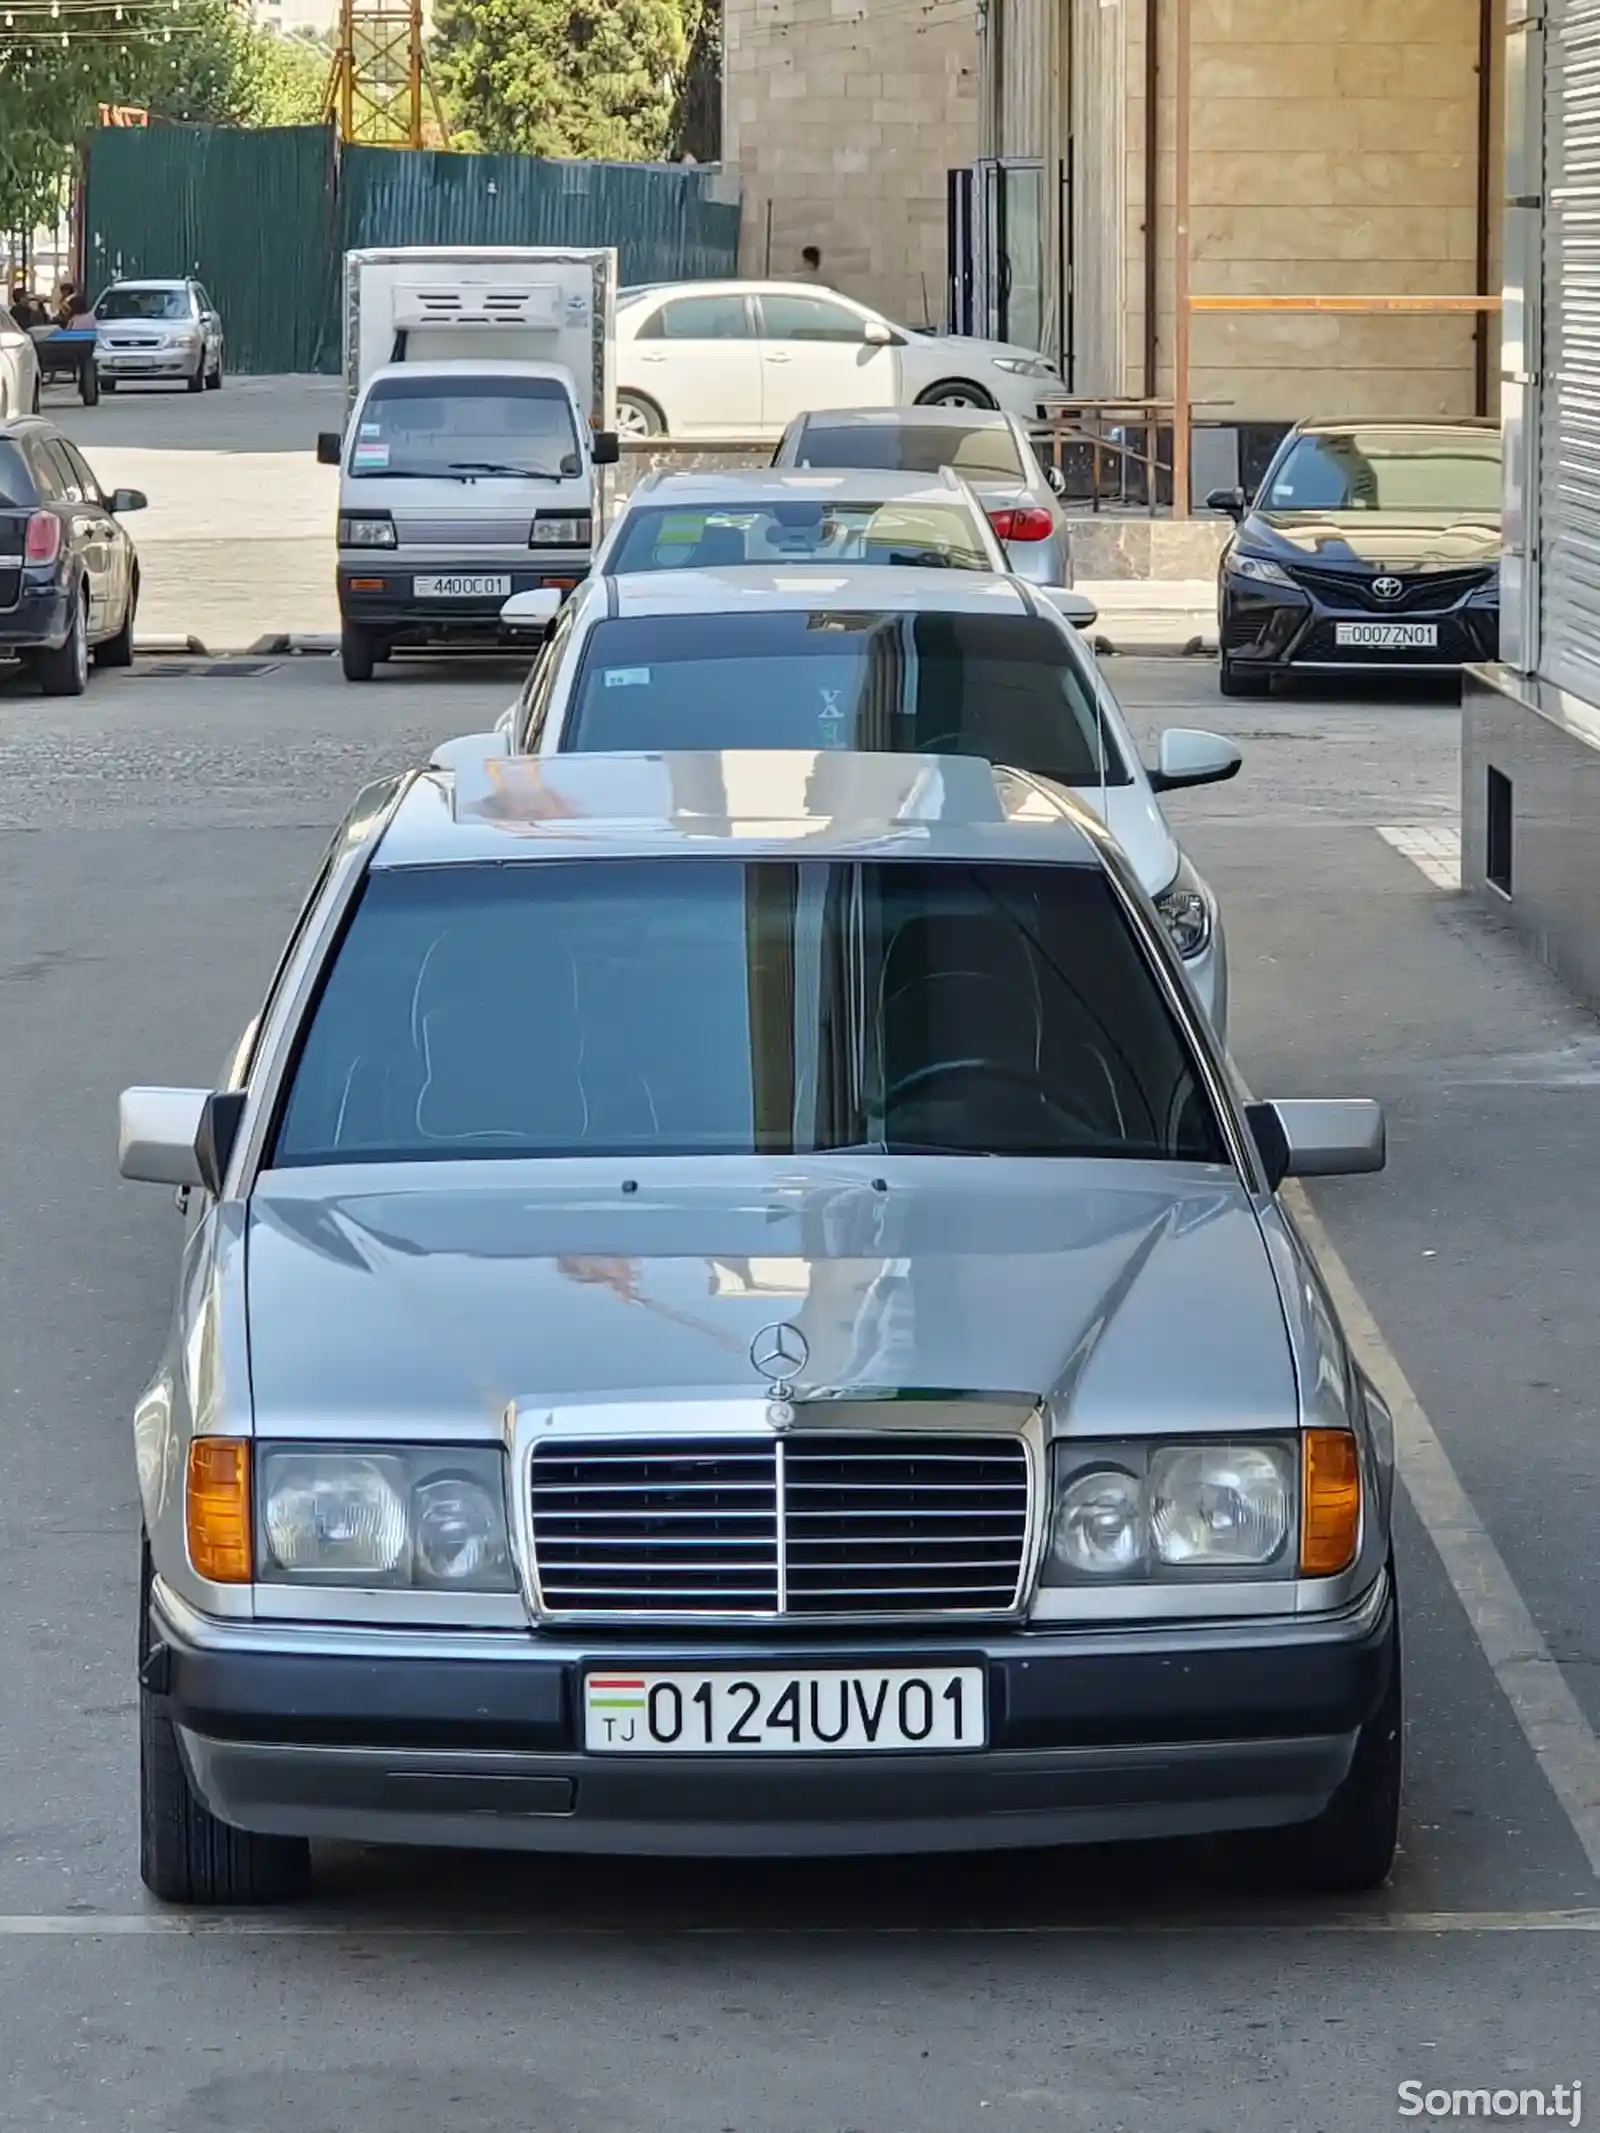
(94, 278, 225, 394)
(772, 406, 1073, 591)
(440, 566, 1235, 1032)
(615, 280, 1064, 442)
(1211, 419, 1502, 695)
(119, 746, 1396, 1906)
(0, 302, 42, 418)
(0, 416, 145, 694)
(596, 467, 1017, 578)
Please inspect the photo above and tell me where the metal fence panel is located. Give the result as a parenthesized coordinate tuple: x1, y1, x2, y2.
(82, 129, 740, 375)
(83, 126, 339, 375)
(339, 147, 741, 287)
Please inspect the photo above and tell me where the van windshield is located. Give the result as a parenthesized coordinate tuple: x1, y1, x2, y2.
(352, 374, 582, 481)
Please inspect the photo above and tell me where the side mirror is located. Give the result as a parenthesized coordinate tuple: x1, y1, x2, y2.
(591, 429, 620, 466)
(862, 319, 895, 346)
(429, 729, 513, 771)
(1246, 1099, 1386, 1192)
(1044, 464, 1066, 496)
(500, 587, 563, 629)
(1038, 586, 1099, 630)
(1149, 727, 1242, 793)
(1205, 486, 1247, 521)
(316, 431, 342, 467)
(109, 487, 147, 515)
(118, 1088, 247, 1192)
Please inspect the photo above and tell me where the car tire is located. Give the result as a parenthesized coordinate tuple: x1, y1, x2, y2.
(35, 588, 90, 698)
(80, 364, 99, 408)
(206, 358, 223, 392)
(1219, 656, 1271, 698)
(96, 569, 137, 669)
(138, 1536, 311, 1908)
(341, 623, 378, 682)
(916, 381, 997, 410)
(617, 390, 665, 439)
(101, 377, 119, 395)
(1244, 1579, 1403, 1895)
(186, 356, 205, 395)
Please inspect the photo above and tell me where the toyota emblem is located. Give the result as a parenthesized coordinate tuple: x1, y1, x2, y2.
(751, 1321, 808, 1384)
(1372, 575, 1404, 601)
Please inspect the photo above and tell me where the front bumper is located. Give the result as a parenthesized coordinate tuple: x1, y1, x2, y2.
(148, 1572, 1394, 1858)
(98, 348, 199, 380)
(338, 557, 588, 641)
(1220, 577, 1499, 675)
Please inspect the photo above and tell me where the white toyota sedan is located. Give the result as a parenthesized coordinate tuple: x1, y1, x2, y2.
(615, 280, 1064, 442)
(438, 569, 1241, 1034)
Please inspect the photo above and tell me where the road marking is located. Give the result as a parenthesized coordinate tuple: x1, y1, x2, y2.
(1284, 1182, 1600, 1880)
(1378, 824, 1461, 889)
(0, 1910, 1597, 1938)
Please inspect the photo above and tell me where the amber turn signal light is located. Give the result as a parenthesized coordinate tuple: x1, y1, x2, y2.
(1300, 1429, 1361, 1576)
(186, 1438, 252, 1583)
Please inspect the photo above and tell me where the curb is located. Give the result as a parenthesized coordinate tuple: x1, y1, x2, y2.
(1092, 630, 1219, 660)
(245, 633, 339, 657)
(132, 633, 210, 657)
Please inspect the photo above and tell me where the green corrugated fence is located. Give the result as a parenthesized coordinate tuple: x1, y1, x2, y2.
(82, 126, 741, 376)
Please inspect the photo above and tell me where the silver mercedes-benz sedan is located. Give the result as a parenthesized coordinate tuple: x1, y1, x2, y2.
(120, 749, 1398, 1907)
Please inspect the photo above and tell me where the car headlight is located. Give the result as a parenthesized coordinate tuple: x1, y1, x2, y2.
(1467, 575, 1501, 607)
(529, 513, 592, 546)
(993, 356, 1057, 379)
(1043, 1440, 1298, 1583)
(1153, 855, 1213, 961)
(1225, 552, 1294, 587)
(338, 514, 398, 548)
(257, 1444, 515, 1589)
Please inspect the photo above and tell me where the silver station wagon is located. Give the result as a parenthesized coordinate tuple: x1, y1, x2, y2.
(121, 751, 1400, 1906)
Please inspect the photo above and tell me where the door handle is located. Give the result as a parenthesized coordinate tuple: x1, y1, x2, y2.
(638, 351, 666, 363)
(764, 352, 792, 365)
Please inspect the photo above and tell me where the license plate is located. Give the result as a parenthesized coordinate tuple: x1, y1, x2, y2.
(584, 1667, 986, 1754)
(413, 574, 512, 600)
(1334, 621, 1438, 649)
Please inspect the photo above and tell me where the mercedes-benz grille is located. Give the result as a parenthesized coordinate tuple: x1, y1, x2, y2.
(528, 1433, 1033, 1621)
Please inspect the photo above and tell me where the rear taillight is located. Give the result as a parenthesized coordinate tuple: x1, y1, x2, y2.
(24, 511, 61, 566)
(987, 506, 1054, 543)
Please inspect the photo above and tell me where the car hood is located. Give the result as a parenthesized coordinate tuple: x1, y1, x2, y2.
(243, 1159, 1294, 1436)
(909, 330, 1052, 369)
(1239, 511, 1501, 570)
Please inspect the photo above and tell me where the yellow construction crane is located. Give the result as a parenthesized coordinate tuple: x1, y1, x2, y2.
(324, 0, 449, 149)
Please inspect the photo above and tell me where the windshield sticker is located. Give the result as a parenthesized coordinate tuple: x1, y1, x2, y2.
(359, 421, 382, 438)
(818, 686, 848, 748)
(352, 439, 389, 470)
(604, 667, 651, 688)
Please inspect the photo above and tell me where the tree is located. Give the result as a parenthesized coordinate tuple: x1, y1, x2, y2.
(432, 0, 699, 163)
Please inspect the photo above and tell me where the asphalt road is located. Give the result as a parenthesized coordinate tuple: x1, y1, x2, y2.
(2, 634, 1596, 2130)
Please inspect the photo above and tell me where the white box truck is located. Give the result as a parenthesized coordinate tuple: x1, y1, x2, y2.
(316, 246, 619, 681)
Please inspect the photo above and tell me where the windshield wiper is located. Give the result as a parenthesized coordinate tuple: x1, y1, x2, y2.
(445, 459, 564, 480)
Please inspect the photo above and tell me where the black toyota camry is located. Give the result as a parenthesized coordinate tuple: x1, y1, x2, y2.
(0, 415, 145, 696)
(1211, 419, 1501, 696)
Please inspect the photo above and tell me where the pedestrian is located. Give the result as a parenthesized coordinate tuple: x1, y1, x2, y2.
(53, 280, 80, 328)
(799, 245, 823, 280)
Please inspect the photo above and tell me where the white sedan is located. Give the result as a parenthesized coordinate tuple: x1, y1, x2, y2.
(615, 281, 1064, 442)
(434, 568, 1240, 1035)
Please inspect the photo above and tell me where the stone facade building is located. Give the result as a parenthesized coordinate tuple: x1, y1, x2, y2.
(722, 0, 1506, 426)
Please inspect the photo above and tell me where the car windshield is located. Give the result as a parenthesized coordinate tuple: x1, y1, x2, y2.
(608, 501, 996, 573)
(351, 375, 582, 480)
(562, 611, 1129, 786)
(794, 423, 1026, 483)
(96, 288, 191, 322)
(0, 440, 33, 506)
(271, 859, 1224, 1165)
(1262, 429, 1502, 515)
